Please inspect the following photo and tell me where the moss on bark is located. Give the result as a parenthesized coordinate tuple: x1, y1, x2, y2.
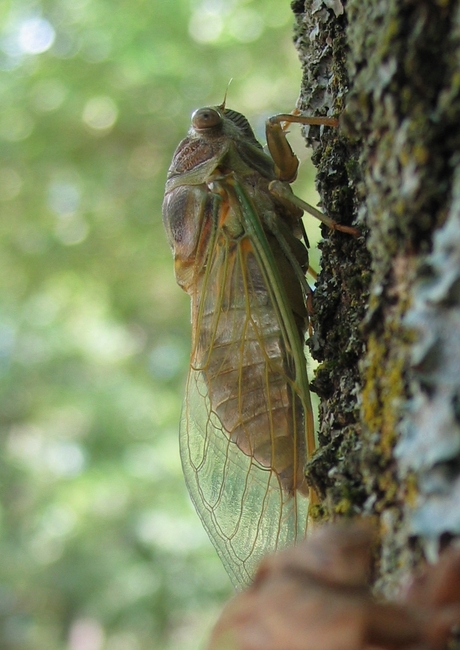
(293, 0, 460, 594)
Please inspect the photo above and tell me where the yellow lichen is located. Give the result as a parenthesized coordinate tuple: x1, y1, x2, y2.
(413, 144, 429, 165)
(404, 473, 419, 507)
(309, 502, 329, 521)
(334, 498, 352, 515)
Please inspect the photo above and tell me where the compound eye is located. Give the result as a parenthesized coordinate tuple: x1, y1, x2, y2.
(192, 107, 222, 130)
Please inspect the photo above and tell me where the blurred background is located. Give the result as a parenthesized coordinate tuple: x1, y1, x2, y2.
(0, 1, 321, 648)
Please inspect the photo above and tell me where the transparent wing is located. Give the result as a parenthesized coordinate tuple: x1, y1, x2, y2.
(180, 179, 312, 589)
(181, 371, 309, 587)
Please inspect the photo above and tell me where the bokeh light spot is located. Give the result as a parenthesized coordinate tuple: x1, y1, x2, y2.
(31, 79, 67, 111)
(135, 510, 208, 552)
(90, 482, 129, 517)
(69, 619, 105, 650)
(30, 534, 65, 565)
(55, 214, 89, 246)
(123, 443, 165, 480)
(81, 30, 112, 63)
(0, 168, 22, 201)
(0, 323, 15, 373)
(228, 9, 264, 42)
(40, 504, 77, 538)
(44, 441, 86, 477)
(82, 96, 118, 131)
(189, 11, 223, 43)
(7, 427, 86, 477)
(0, 110, 34, 141)
(18, 18, 55, 55)
(148, 341, 185, 380)
(48, 180, 81, 215)
(128, 145, 162, 179)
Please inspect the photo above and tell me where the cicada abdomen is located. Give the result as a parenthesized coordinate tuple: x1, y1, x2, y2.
(163, 104, 315, 588)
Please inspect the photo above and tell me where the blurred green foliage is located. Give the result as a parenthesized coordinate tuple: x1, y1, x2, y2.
(0, 1, 319, 648)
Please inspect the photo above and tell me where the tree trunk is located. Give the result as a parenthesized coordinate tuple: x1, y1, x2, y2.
(293, 0, 460, 595)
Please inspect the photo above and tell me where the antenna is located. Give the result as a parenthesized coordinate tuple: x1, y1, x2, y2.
(218, 78, 233, 111)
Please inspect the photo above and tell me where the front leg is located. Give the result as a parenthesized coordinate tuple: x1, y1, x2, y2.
(265, 111, 339, 183)
(266, 111, 359, 237)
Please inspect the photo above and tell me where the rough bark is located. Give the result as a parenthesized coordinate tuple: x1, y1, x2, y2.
(293, 0, 460, 595)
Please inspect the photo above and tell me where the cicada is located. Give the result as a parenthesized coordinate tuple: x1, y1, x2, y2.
(162, 102, 357, 588)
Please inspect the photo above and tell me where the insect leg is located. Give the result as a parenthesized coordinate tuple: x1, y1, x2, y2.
(269, 112, 339, 128)
(269, 180, 360, 237)
(263, 211, 315, 324)
(295, 220, 318, 281)
(265, 112, 339, 183)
